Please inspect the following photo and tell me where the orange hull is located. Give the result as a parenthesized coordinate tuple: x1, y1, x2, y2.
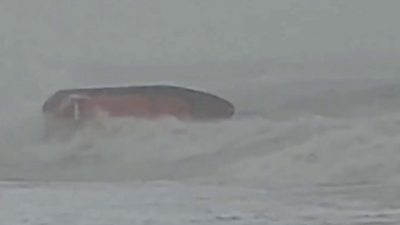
(42, 85, 234, 122)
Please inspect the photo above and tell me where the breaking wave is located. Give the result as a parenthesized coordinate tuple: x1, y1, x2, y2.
(2, 78, 400, 189)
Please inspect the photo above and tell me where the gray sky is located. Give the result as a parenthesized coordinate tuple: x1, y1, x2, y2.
(1, 0, 399, 66)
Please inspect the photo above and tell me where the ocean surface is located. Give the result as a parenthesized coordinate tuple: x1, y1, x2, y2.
(1, 1, 400, 224)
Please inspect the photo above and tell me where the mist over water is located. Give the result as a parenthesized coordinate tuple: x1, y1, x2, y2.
(1, 0, 400, 189)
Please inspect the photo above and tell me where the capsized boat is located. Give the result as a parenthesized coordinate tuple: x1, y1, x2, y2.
(42, 85, 235, 123)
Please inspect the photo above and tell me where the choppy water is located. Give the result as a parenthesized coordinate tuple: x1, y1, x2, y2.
(1, 1, 400, 224)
